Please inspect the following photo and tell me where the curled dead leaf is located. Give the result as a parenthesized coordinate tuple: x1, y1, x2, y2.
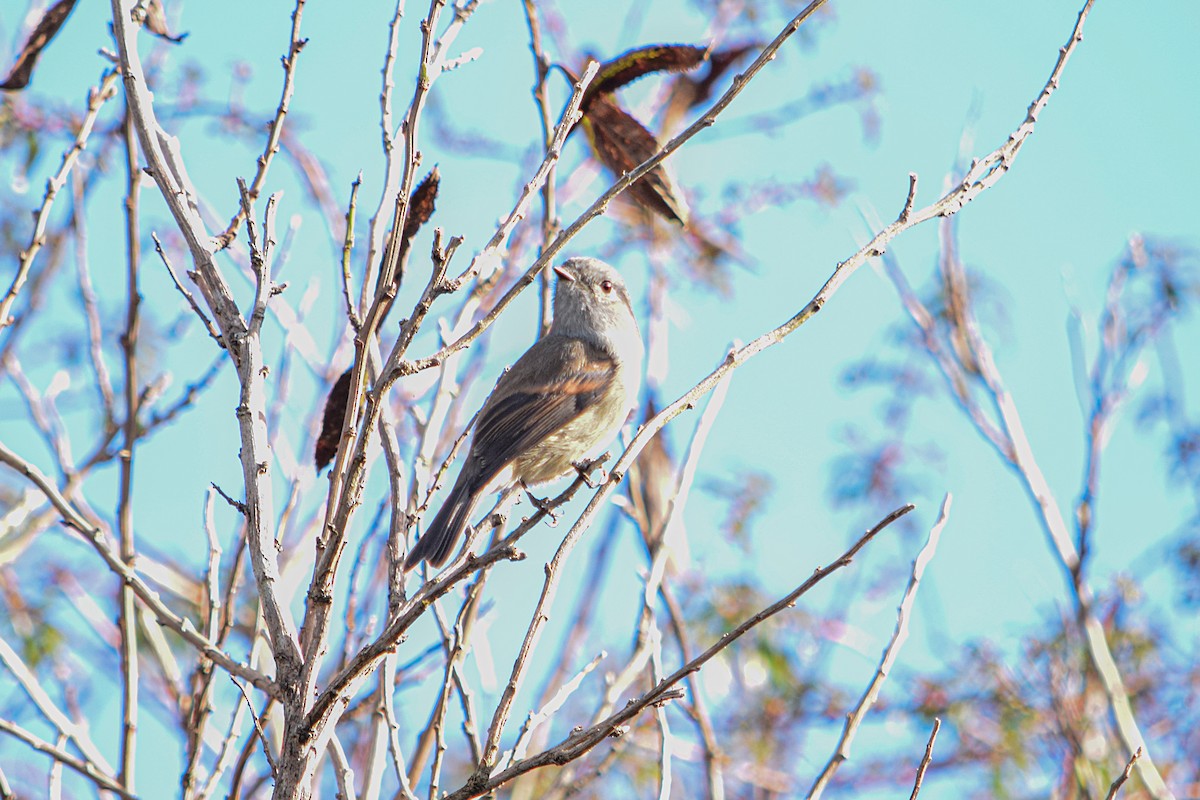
(1, 0, 78, 91)
(581, 95, 689, 226)
(315, 369, 353, 470)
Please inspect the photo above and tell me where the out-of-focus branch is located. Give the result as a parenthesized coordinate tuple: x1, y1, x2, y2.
(521, 0, 559, 335)
(0, 441, 278, 696)
(505, 652, 605, 768)
(877, 6, 1171, 791)
(70, 168, 116, 423)
(115, 87, 146, 794)
(0, 635, 114, 777)
(890, 241, 1174, 797)
(328, 735, 358, 800)
(0, 718, 132, 799)
(1, 68, 120, 331)
(970, 279, 1171, 798)
(806, 495, 951, 799)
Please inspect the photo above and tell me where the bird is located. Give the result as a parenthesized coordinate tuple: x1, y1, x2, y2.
(405, 256, 644, 569)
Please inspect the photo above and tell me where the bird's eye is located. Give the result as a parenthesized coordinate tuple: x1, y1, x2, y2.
(600, 280, 614, 294)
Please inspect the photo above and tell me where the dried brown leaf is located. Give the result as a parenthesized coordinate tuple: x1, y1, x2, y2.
(584, 43, 708, 106)
(582, 95, 688, 225)
(315, 368, 353, 470)
(0, 0, 78, 91)
(401, 167, 440, 248)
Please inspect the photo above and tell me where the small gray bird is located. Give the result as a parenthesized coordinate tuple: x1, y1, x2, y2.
(405, 257, 644, 569)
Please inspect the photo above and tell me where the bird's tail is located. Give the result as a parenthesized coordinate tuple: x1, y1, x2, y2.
(405, 483, 478, 570)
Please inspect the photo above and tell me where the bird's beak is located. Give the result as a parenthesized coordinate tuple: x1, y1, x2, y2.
(553, 264, 575, 282)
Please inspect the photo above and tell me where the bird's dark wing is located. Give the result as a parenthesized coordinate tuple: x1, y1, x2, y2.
(468, 335, 615, 479)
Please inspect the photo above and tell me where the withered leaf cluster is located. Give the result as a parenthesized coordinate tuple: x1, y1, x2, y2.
(577, 42, 758, 227)
(576, 43, 706, 226)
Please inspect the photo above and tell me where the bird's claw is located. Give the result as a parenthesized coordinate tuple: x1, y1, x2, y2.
(525, 489, 559, 525)
(573, 458, 607, 488)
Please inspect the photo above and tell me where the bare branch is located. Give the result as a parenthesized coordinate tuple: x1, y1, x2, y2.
(110, 0, 305, 680)
(341, 173, 364, 329)
(0, 635, 114, 776)
(1, 68, 120, 330)
(448, 505, 915, 799)
(0, 441, 278, 696)
(392, 0, 836, 381)
(806, 494, 951, 799)
(214, 0, 309, 249)
(1104, 747, 1143, 800)
(329, 734, 359, 800)
(152, 233, 222, 345)
(117, 92, 144, 792)
(0, 718, 132, 799)
(909, 718, 941, 800)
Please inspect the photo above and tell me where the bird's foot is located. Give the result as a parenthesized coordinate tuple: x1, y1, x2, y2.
(572, 457, 607, 488)
(525, 489, 560, 525)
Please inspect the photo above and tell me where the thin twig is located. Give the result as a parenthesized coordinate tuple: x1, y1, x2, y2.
(388, 0, 835, 382)
(0, 718, 132, 799)
(447, 505, 914, 799)
(908, 718, 941, 800)
(214, 0, 308, 249)
(1103, 747, 1142, 800)
(152, 233, 222, 345)
(806, 495, 951, 798)
(521, 0, 559, 335)
(504, 651, 606, 767)
(117, 90, 144, 793)
(341, 172, 364, 329)
(234, 678, 278, 776)
(111, 0, 305, 680)
(0, 441, 278, 696)
(1, 69, 120, 330)
(361, 0, 409, 312)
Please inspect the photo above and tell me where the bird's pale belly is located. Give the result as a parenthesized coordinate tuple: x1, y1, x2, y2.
(513, 375, 632, 486)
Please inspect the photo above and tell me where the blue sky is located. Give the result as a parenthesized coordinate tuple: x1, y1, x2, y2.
(2, 0, 1198, 796)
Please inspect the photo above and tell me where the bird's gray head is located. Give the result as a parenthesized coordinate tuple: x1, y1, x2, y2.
(550, 257, 643, 361)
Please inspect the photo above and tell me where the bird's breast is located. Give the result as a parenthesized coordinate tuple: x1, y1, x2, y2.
(513, 369, 635, 486)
